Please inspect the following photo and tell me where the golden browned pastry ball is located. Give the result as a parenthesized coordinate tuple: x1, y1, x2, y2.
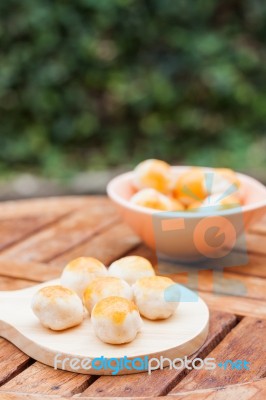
(132, 276, 180, 320)
(91, 296, 142, 344)
(61, 257, 108, 298)
(83, 276, 133, 314)
(108, 256, 155, 285)
(31, 285, 83, 331)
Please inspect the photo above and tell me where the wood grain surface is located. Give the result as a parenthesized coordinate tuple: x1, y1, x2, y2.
(80, 311, 236, 397)
(170, 317, 266, 393)
(0, 196, 265, 399)
(0, 279, 209, 376)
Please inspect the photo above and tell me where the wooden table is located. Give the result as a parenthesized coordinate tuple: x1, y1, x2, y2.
(0, 196, 265, 400)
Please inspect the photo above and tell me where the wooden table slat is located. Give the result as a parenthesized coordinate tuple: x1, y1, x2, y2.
(51, 223, 141, 268)
(0, 260, 63, 283)
(0, 378, 266, 400)
(0, 362, 95, 397)
(199, 291, 266, 319)
(0, 197, 96, 219)
(0, 277, 38, 291)
(238, 232, 266, 256)
(169, 317, 266, 394)
(0, 199, 118, 264)
(128, 242, 266, 280)
(225, 253, 266, 279)
(167, 378, 266, 400)
(0, 339, 33, 386)
(180, 270, 266, 302)
(0, 196, 265, 399)
(0, 215, 70, 253)
(126, 244, 266, 318)
(79, 311, 237, 398)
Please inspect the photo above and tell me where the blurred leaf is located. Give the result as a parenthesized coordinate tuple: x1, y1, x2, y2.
(0, 0, 265, 178)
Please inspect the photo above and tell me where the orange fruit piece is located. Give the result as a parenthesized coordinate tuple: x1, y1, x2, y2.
(130, 188, 173, 211)
(173, 168, 207, 206)
(133, 159, 171, 193)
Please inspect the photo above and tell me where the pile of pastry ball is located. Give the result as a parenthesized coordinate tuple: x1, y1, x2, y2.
(31, 256, 179, 344)
(130, 159, 243, 211)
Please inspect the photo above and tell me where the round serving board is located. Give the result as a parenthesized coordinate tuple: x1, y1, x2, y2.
(0, 279, 209, 375)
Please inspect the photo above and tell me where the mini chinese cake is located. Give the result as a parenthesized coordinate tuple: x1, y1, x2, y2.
(91, 296, 143, 344)
(108, 256, 155, 285)
(61, 257, 108, 298)
(83, 276, 133, 314)
(31, 285, 83, 331)
(132, 276, 180, 320)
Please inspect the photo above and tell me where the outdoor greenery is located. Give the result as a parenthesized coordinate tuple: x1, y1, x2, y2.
(0, 0, 266, 179)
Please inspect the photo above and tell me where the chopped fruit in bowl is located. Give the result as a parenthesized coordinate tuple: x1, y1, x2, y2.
(107, 160, 266, 258)
(170, 197, 185, 211)
(131, 161, 244, 212)
(130, 188, 184, 211)
(173, 167, 207, 206)
(133, 159, 171, 193)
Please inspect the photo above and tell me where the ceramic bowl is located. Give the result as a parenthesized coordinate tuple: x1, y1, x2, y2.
(107, 167, 266, 261)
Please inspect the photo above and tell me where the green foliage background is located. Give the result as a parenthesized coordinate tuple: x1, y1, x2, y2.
(0, 0, 266, 179)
